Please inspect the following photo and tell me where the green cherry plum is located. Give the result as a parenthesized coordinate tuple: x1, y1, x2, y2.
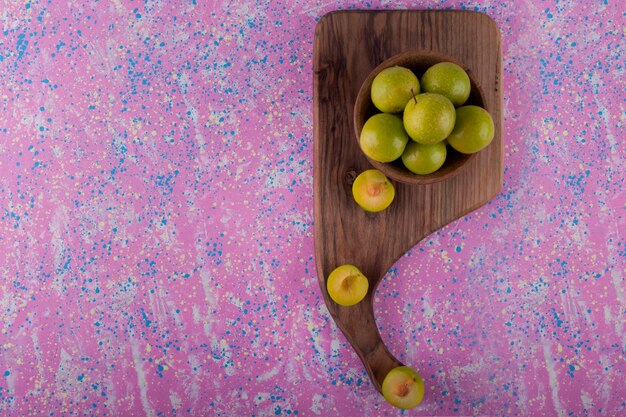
(401, 141, 447, 175)
(371, 66, 420, 113)
(403, 93, 456, 145)
(421, 62, 471, 106)
(360, 113, 409, 162)
(446, 105, 495, 154)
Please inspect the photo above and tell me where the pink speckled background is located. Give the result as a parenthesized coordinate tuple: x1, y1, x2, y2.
(0, 1, 624, 416)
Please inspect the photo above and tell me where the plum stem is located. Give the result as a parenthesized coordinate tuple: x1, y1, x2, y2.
(410, 88, 417, 104)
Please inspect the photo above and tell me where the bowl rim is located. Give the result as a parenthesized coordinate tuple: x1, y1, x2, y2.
(353, 50, 486, 185)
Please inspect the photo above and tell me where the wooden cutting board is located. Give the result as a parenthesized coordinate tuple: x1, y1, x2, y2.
(313, 10, 503, 394)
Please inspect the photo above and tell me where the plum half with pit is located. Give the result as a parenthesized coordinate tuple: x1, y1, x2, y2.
(326, 264, 369, 307)
(352, 169, 395, 213)
(382, 366, 425, 409)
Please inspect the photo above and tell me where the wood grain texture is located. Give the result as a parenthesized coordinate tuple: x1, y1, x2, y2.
(313, 10, 503, 393)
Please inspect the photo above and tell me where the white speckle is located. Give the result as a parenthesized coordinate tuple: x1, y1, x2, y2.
(257, 364, 281, 382)
(170, 390, 182, 412)
(131, 338, 155, 417)
(542, 341, 565, 417)
(580, 390, 594, 413)
(310, 393, 325, 415)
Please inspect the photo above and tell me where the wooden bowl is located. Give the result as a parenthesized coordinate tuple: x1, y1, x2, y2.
(353, 50, 486, 185)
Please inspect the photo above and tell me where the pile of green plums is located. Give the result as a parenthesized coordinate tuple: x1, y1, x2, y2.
(360, 62, 495, 176)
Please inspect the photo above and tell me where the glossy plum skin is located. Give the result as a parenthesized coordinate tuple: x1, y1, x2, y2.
(401, 141, 447, 175)
(360, 113, 409, 162)
(446, 105, 495, 154)
(403, 93, 456, 145)
(371, 66, 420, 113)
(420, 62, 471, 106)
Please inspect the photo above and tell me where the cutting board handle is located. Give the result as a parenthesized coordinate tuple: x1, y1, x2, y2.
(328, 293, 402, 392)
